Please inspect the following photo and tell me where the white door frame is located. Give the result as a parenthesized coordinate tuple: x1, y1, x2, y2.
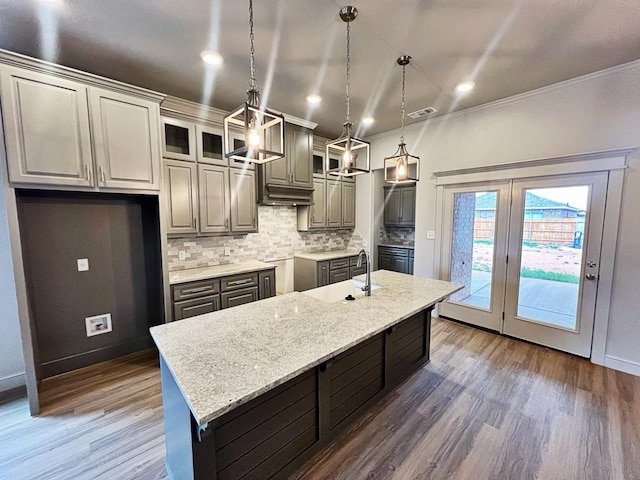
(434, 148, 630, 365)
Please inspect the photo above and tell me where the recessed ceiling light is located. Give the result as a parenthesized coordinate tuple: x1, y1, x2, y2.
(306, 94, 322, 104)
(362, 116, 374, 126)
(200, 50, 223, 66)
(455, 81, 475, 94)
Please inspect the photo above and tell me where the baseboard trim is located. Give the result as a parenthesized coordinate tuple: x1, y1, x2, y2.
(40, 336, 154, 378)
(604, 355, 640, 377)
(0, 372, 26, 393)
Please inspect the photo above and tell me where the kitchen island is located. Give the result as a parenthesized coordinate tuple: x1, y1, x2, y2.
(151, 270, 461, 480)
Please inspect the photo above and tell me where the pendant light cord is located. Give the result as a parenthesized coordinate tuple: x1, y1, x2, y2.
(248, 0, 258, 91)
(345, 21, 351, 123)
(400, 62, 406, 144)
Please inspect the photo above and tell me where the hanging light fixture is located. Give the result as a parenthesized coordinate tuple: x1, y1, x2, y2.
(223, 0, 284, 164)
(326, 6, 370, 177)
(384, 55, 420, 184)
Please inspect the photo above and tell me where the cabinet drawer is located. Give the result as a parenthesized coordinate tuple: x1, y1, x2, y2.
(221, 273, 259, 292)
(350, 265, 366, 278)
(378, 246, 410, 258)
(221, 287, 259, 309)
(173, 294, 220, 321)
(329, 268, 349, 284)
(349, 255, 360, 266)
(329, 257, 350, 270)
(173, 278, 220, 301)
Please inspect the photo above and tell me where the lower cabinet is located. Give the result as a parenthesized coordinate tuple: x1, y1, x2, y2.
(161, 308, 433, 479)
(378, 246, 414, 274)
(171, 268, 275, 321)
(294, 254, 364, 292)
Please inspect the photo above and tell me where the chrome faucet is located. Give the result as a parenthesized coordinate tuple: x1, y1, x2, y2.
(356, 249, 372, 296)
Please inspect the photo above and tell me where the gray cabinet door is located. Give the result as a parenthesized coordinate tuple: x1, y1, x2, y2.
(309, 179, 327, 229)
(341, 181, 356, 228)
(326, 179, 342, 228)
(221, 287, 259, 309)
(329, 268, 349, 284)
(162, 117, 196, 162)
(399, 187, 416, 226)
(259, 269, 276, 299)
(199, 164, 230, 234)
(90, 88, 160, 191)
(0, 67, 94, 187)
(196, 124, 227, 166)
(317, 261, 330, 287)
(289, 124, 313, 188)
(378, 254, 393, 271)
(384, 188, 400, 225)
(164, 160, 198, 235)
(230, 168, 257, 233)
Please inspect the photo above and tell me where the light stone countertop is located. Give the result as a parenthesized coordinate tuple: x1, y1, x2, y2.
(150, 270, 462, 426)
(293, 249, 362, 261)
(168, 260, 275, 285)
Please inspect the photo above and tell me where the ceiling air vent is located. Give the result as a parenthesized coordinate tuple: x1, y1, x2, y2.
(407, 107, 437, 119)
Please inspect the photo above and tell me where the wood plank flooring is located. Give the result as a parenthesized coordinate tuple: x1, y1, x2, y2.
(1, 318, 639, 480)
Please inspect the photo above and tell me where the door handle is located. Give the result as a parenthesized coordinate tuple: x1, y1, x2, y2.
(587, 261, 597, 268)
(585, 274, 596, 280)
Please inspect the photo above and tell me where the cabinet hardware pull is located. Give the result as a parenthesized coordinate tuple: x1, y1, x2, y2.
(183, 286, 213, 294)
(193, 217, 196, 228)
(99, 166, 105, 183)
(228, 279, 253, 286)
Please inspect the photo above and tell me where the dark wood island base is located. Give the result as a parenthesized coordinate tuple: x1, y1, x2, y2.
(160, 307, 433, 480)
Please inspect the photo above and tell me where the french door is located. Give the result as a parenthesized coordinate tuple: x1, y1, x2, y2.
(439, 172, 608, 357)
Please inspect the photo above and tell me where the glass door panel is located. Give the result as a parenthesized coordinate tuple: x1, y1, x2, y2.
(504, 173, 607, 357)
(439, 182, 510, 331)
(515, 186, 588, 330)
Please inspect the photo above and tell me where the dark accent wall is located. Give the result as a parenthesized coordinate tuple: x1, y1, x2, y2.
(16, 190, 164, 379)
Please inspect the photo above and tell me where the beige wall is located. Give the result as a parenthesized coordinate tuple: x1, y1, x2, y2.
(364, 60, 640, 373)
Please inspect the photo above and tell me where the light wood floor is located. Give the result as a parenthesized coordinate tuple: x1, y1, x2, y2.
(1, 318, 639, 480)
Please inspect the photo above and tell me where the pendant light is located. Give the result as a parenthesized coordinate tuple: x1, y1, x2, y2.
(326, 6, 370, 177)
(223, 0, 285, 164)
(384, 55, 420, 184)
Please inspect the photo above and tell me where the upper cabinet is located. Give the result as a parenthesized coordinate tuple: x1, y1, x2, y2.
(297, 142, 356, 231)
(160, 100, 257, 237)
(384, 185, 416, 227)
(257, 122, 314, 205)
(0, 65, 163, 191)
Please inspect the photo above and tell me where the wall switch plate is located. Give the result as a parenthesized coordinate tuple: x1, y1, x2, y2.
(224, 247, 231, 256)
(426, 231, 436, 240)
(178, 251, 187, 261)
(77, 258, 89, 271)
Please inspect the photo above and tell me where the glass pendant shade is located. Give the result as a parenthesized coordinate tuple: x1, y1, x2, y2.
(326, 122, 370, 177)
(384, 142, 419, 183)
(223, 89, 285, 164)
(223, 0, 285, 164)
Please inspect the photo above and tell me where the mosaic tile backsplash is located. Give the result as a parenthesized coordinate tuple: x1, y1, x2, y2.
(379, 225, 415, 246)
(168, 206, 365, 271)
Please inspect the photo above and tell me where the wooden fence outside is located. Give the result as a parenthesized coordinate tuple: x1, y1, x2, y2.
(474, 218, 579, 245)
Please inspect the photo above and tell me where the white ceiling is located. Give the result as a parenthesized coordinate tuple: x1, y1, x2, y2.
(1, 0, 639, 138)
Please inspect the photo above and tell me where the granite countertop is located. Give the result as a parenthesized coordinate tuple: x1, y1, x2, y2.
(378, 243, 415, 249)
(293, 249, 362, 261)
(151, 270, 461, 426)
(169, 260, 275, 285)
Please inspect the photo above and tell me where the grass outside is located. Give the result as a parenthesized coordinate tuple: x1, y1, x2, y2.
(472, 240, 581, 284)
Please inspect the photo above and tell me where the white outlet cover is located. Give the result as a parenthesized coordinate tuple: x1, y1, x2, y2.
(77, 258, 89, 271)
(224, 247, 231, 256)
(178, 251, 187, 261)
(426, 231, 436, 240)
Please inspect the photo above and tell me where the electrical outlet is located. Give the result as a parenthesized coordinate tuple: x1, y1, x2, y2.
(426, 231, 436, 240)
(224, 247, 231, 256)
(77, 258, 89, 271)
(178, 251, 187, 261)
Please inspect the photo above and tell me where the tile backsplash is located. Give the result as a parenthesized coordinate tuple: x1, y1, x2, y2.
(379, 225, 415, 246)
(168, 206, 365, 271)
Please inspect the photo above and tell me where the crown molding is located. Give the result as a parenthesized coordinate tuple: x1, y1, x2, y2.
(0, 49, 165, 103)
(160, 96, 227, 126)
(367, 59, 640, 142)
